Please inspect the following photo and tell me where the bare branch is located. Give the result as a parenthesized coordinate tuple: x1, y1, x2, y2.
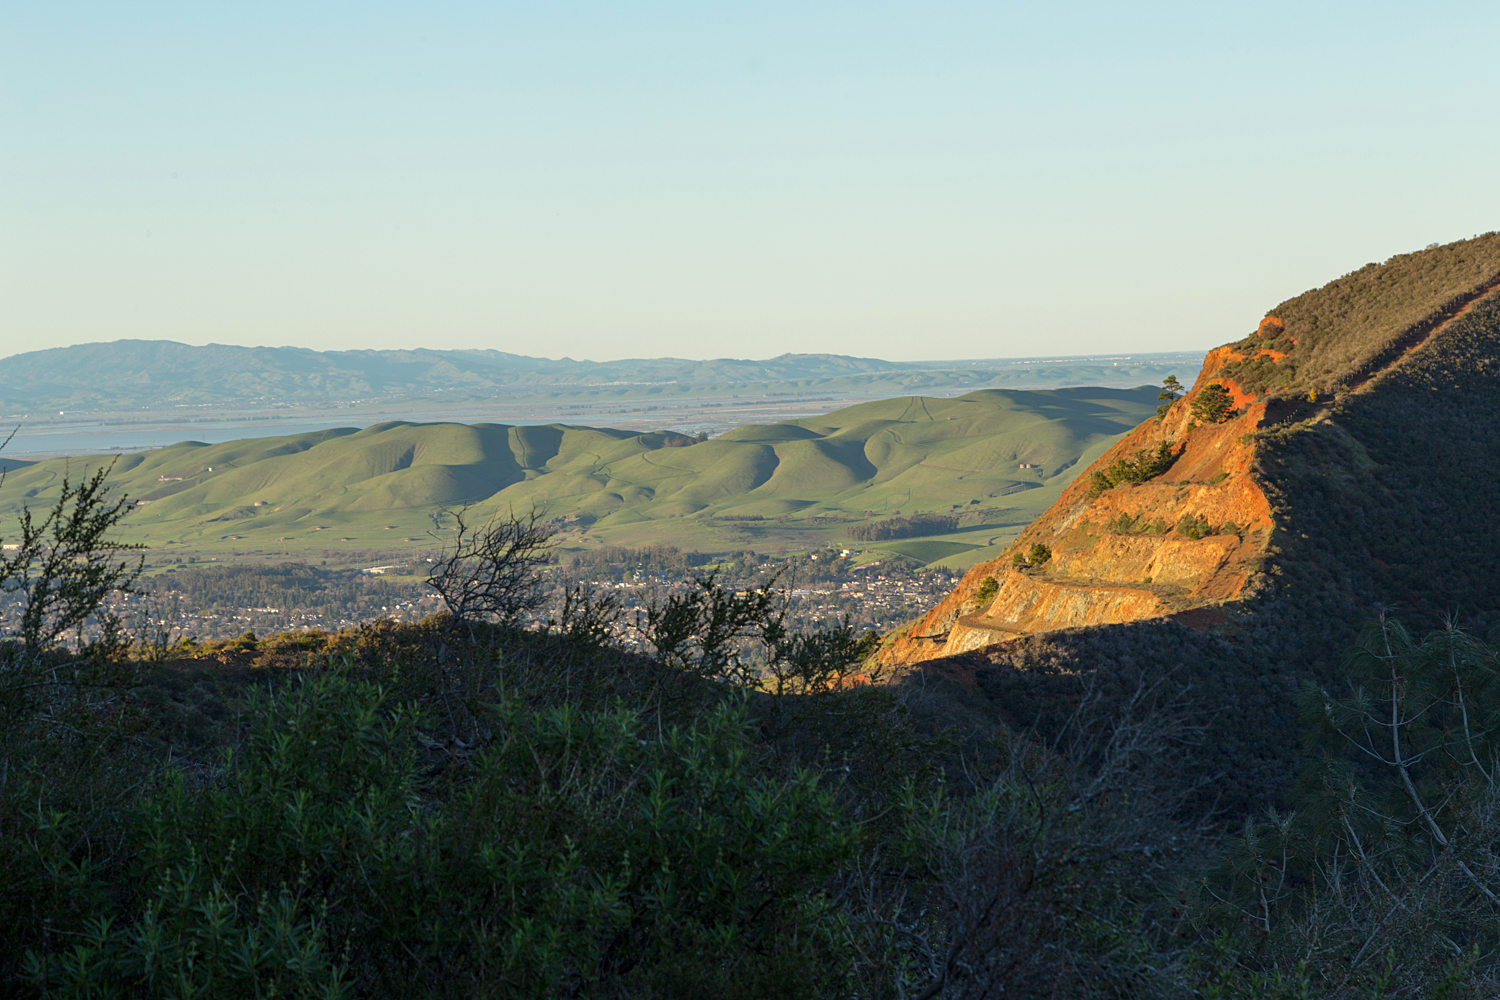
(424, 506, 555, 628)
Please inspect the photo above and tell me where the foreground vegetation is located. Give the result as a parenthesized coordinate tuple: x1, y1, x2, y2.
(4, 480, 1500, 996)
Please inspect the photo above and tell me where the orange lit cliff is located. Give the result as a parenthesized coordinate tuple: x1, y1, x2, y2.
(880, 235, 1500, 668)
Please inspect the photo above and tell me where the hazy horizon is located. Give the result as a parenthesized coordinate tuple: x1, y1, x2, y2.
(0, 338, 1207, 366)
(6, 3, 1499, 362)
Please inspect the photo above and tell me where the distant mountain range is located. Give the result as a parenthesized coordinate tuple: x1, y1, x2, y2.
(0, 341, 1203, 413)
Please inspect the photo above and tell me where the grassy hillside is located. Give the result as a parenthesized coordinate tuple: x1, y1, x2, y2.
(0, 387, 1158, 566)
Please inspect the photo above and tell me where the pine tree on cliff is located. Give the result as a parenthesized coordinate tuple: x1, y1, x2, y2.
(1156, 375, 1185, 419)
(1190, 383, 1237, 424)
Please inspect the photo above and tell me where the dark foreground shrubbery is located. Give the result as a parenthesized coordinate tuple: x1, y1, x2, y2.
(1, 605, 1196, 998)
(6, 491, 1500, 996)
(10, 609, 1500, 996)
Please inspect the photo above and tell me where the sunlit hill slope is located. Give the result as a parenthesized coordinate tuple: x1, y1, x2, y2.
(883, 231, 1500, 665)
(0, 387, 1159, 562)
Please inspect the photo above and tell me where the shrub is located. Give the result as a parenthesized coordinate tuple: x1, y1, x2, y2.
(225, 629, 259, 651)
(973, 576, 999, 608)
(1028, 543, 1052, 566)
(0, 460, 142, 653)
(1189, 384, 1238, 424)
(1088, 442, 1178, 499)
(1175, 514, 1214, 540)
(18, 674, 865, 997)
(425, 508, 554, 627)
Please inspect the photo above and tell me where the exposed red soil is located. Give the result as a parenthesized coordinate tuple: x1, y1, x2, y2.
(877, 267, 1500, 669)
(880, 349, 1275, 668)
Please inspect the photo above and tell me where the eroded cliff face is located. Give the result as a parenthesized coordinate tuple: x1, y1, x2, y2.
(880, 234, 1500, 668)
(880, 351, 1280, 666)
(872, 235, 1500, 818)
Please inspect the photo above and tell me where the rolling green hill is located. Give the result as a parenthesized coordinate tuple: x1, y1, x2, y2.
(0, 387, 1159, 566)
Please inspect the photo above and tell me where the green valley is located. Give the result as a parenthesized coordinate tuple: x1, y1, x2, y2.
(0, 386, 1159, 568)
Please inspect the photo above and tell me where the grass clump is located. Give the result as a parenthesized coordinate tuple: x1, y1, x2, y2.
(1105, 513, 1174, 536)
(1009, 543, 1053, 570)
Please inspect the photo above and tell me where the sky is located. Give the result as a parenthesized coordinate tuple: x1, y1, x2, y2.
(4, 2, 1499, 363)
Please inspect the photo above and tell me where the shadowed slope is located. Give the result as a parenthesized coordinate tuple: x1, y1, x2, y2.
(870, 232, 1500, 814)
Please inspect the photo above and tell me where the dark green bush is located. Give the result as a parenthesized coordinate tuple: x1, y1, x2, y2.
(17, 671, 866, 998)
(1175, 514, 1214, 540)
(1189, 383, 1237, 424)
(847, 513, 958, 542)
(1088, 441, 1178, 499)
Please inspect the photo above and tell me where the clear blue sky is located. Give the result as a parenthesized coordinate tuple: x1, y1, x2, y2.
(4, 2, 1498, 361)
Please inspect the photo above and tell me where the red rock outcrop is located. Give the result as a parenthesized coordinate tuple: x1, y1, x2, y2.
(880, 236, 1500, 669)
(881, 353, 1276, 666)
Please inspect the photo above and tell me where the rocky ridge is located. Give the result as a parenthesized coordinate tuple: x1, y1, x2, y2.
(882, 232, 1500, 668)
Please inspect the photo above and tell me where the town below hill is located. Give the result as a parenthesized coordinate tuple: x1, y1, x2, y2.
(0, 547, 957, 646)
